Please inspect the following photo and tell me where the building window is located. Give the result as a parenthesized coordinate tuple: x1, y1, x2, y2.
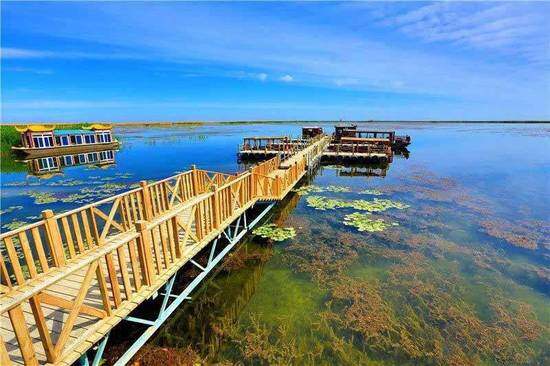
(100, 150, 114, 161)
(97, 131, 112, 143)
(32, 133, 54, 148)
(58, 136, 70, 146)
(74, 135, 83, 144)
(37, 157, 57, 171)
(84, 134, 96, 144)
(77, 154, 87, 164)
(62, 156, 74, 166)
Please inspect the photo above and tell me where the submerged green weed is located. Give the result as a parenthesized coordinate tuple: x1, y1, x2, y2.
(325, 185, 351, 193)
(306, 196, 409, 212)
(358, 189, 383, 196)
(253, 224, 296, 242)
(2, 220, 28, 231)
(28, 191, 58, 204)
(293, 185, 351, 195)
(292, 185, 324, 195)
(306, 196, 347, 210)
(48, 179, 85, 187)
(343, 213, 398, 232)
(349, 198, 410, 212)
(0, 206, 23, 215)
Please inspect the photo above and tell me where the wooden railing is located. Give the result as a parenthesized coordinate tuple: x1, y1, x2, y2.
(250, 156, 280, 177)
(0, 167, 232, 291)
(0, 136, 328, 365)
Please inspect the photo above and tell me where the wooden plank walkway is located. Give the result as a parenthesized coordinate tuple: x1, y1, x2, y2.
(0, 135, 331, 365)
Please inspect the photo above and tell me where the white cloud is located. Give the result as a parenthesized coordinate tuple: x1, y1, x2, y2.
(376, 3, 549, 64)
(1, 46, 143, 60)
(279, 74, 294, 82)
(257, 72, 268, 81)
(3, 66, 53, 75)
(1, 47, 53, 58)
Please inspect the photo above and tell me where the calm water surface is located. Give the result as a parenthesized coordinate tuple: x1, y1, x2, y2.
(1, 123, 549, 365)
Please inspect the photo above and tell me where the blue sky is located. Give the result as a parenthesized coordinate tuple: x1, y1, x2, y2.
(1, 1, 549, 121)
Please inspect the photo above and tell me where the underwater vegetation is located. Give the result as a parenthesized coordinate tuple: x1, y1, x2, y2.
(28, 191, 58, 204)
(325, 185, 351, 193)
(0, 205, 23, 215)
(343, 212, 398, 232)
(252, 224, 296, 242)
(292, 185, 324, 195)
(306, 196, 410, 212)
(479, 218, 547, 250)
(358, 189, 383, 196)
(2, 220, 27, 231)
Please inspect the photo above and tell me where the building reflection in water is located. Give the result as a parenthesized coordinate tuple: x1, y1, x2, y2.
(333, 163, 389, 177)
(22, 150, 116, 177)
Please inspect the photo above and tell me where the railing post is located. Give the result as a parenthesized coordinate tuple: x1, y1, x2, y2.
(135, 221, 155, 286)
(195, 201, 203, 240)
(191, 164, 201, 195)
(41, 209, 65, 267)
(139, 181, 153, 221)
(210, 184, 221, 229)
(276, 176, 282, 197)
(249, 169, 256, 198)
(171, 216, 182, 259)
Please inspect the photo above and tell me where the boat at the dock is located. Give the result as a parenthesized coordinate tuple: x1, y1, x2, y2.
(11, 124, 119, 158)
(238, 125, 411, 164)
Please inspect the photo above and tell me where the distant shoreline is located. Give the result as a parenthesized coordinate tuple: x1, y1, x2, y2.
(1, 120, 549, 127)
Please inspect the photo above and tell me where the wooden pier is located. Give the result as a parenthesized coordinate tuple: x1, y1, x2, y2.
(239, 133, 393, 164)
(0, 136, 331, 365)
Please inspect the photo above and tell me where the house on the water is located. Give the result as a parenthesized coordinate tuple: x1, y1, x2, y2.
(12, 124, 119, 158)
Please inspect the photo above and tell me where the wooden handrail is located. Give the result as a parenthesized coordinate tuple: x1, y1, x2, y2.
(0, 135, 330, 365)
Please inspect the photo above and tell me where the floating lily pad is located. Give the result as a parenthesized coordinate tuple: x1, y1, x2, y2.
(48, 179, 85, 187)
(60, 193, 90, 203)
(358, 189, 383, 196)
(28, 191, 58, 204)
(348, 198, 410, 212)
(252, 224, 296, 242)
(325, 185, 351, 193)
(0, 206, 23, 215)
(306, 196, 347, 210)
(306, 196, 409, 212)
(343, 213, 396, 232)
(292, 185, 324, 195)
(2, 220, 28, 231)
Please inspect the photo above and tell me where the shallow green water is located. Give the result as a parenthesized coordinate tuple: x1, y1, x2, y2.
(1, 122, 549, 365)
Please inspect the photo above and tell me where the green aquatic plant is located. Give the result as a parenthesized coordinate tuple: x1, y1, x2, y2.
(343, 212, 398, 232)
(115, 172, 134, 178)
(28, 191, 58, 204)
(0, 206, 23, 215)
(292, 185, 324, 195)
(306, 196, 347, 210)
(60, 193, 90, 203)
(349, 198, 410, 212)
(325, 185, 351, 193)
(253, 224, 296, 242)
(358, 189, 383, 196)
(48, 179, 85, 187)
(2, 220, 28, 231)
(306, 196, 410, 212)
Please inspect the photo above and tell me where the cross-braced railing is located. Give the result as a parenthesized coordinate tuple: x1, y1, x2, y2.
(0, 135, 330, 365)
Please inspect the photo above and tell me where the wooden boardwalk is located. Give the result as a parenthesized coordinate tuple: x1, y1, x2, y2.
(0, 136, 331, 365)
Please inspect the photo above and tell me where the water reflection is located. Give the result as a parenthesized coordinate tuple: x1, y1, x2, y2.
(331, 164, 390, 177)
(20, 150, 116, 177)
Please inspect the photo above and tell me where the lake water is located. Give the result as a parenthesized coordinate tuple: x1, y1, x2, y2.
(1, 122, 549, 365)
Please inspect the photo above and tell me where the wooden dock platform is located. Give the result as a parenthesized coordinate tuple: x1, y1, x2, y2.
(0, 136, 331, 365)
